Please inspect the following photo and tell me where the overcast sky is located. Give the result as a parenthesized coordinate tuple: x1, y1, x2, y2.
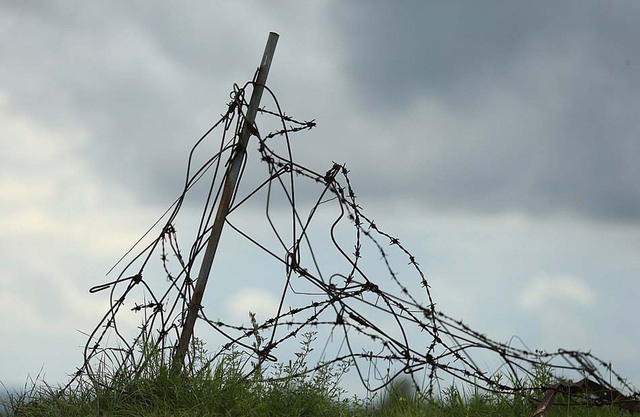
(2, 1, 640, 393)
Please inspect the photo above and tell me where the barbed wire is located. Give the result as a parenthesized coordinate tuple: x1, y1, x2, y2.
(63, 79, 639, 408)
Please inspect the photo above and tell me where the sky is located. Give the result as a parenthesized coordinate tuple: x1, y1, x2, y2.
(1, 1, 640, 393)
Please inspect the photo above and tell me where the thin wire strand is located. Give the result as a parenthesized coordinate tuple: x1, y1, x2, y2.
(61, 81, 640, 410)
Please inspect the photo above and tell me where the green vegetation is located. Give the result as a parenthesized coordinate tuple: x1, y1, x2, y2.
(2, 333, 637, 417)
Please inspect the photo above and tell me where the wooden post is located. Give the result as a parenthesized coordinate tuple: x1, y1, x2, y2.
(171, 32, 279, 374)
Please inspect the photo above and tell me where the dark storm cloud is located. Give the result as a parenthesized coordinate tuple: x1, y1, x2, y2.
(3, 1, 640, 222)
(331, 1, 639, 109)
(329, 1, 640, 222)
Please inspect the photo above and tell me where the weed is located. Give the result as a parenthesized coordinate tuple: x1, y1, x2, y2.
(2, 335, 638, 417)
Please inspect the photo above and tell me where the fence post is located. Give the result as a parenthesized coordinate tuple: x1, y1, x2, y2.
(171, 32, 279, 374)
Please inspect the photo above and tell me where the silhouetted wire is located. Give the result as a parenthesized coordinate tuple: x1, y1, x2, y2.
(61, 79, 639, 409)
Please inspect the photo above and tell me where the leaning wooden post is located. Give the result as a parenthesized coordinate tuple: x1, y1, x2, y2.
(171, 32, 279, 374)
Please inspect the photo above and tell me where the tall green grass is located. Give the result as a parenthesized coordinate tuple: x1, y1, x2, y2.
(2, 333, 637, 417)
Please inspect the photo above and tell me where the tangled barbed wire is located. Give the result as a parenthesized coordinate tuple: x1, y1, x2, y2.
(63, 78, 639, 409)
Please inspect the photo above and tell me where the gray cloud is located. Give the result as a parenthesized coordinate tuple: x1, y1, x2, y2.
(1, 1, 265, 205)
(331, 1, 639, 108)
(3, 1, 640, 223)
(327, 1, 640, 222)
(0, 1, 345, 208)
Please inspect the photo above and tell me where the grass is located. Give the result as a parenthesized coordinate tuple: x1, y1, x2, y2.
(2, 334, 638, 417)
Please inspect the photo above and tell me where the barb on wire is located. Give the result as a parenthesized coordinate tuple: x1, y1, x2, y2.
(62, 79, 640, 411)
